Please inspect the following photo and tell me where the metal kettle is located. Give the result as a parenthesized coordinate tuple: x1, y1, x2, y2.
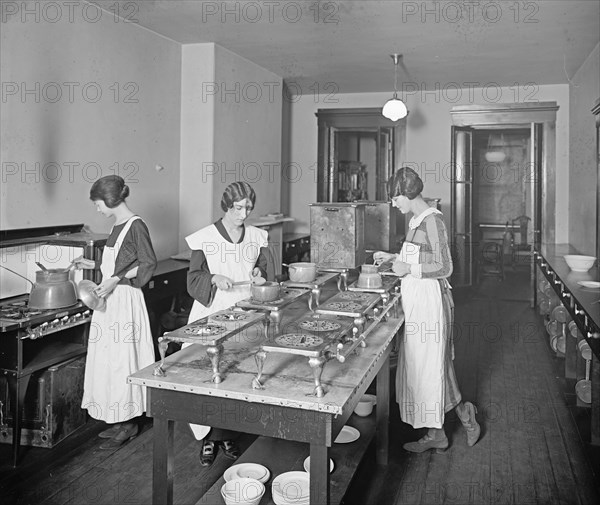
(29, 269, 78, 309)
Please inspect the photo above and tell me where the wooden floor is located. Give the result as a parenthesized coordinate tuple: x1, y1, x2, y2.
(1, 266, 599, 505)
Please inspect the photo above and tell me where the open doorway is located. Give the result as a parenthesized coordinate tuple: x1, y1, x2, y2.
(472, 127, 533, 287)
(449, 102, 559, 305)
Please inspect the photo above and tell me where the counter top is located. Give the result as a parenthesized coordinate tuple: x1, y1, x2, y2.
(536, 243, 599, 358)
(129, 276, 404, 415)
(538, 244, 599, 326)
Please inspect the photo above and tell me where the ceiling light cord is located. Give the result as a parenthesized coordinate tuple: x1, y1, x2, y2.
(382, 53, 408, 121)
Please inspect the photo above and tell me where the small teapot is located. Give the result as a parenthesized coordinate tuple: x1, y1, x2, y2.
(357, 264, 383, 289)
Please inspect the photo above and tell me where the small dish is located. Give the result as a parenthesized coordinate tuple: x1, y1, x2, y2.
(271, 471, 309, 503)
(577, 280, 600, 289)
(334, 425, 360, 444)
(303, 456, 334, 473)
(224, 463, 270, 484)
(354, 394, 377, 417)
(221, 477, 265, 505)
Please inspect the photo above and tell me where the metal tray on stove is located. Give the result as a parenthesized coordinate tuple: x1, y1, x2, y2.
(164, 309, 266, 345)
(316, 291, 381, 318)
(261, 313, 354, 358)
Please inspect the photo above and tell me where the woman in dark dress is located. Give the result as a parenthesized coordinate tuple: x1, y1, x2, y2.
(75, 175, 157, 450)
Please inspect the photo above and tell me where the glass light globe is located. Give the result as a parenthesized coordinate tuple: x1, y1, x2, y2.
(382, 97, 408, 121)
(485, 151, 506, 163)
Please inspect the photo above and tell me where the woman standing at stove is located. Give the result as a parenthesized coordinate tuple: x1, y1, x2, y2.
(75, 175, 157, 450)
(184, 181, 268, 466)
(373, 167, 480, 453)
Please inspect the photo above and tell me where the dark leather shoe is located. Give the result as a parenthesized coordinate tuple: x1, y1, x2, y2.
(220, 440, 240, 461)
(403, 433, 449, 453)
(98, 424, 121, 439)
(200, 440, 216, 467)
(99, 423, 138, 450)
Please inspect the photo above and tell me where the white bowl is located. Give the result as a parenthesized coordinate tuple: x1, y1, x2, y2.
(221, 477, 265, 505)
(303, 456, 334, 473)
(353, 394, 376, 417)
(563, 255, 596, 273)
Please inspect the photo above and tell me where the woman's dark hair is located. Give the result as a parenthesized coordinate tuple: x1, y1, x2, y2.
(89, 175, 129, 208)
(221, 182, 256, 212)
(386, 167, 424, 200)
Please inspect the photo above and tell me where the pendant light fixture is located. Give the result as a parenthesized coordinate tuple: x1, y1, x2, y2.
(382, 54, 408, 121)
(484, 132, 506, 163)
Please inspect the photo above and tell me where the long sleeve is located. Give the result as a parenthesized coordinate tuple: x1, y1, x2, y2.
(256, 247, 268, 279)
(187, 249, 215, 307)
(419, 215, 453, 279)
(112, 219, 157, 288)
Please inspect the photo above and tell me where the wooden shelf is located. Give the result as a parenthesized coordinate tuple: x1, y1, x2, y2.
(197, 414, 376, 505)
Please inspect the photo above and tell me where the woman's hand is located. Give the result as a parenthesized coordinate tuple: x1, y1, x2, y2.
(73, 256, 96, 270)
(94, 276, 120, 297)
(212, 274, 233, 291)
(392, 260, 411, 277)
(373, 251, 396, 264)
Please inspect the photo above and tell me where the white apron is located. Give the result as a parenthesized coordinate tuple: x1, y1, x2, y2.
(81, 216, 155, 423)
(186, 224, 268, 322)
(185, 223, 268, 439)
(396, 209, 448, 429)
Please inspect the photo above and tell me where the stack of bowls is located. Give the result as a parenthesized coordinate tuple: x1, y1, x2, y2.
(271, 471, 309, 505)
(221, 477, 265, 505)
(224, 463, 270, 484)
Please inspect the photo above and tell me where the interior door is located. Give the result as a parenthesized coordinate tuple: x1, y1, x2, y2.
(530, 122, 543, 305)
(450, 126, 474, 287)
(317, 126, 339, 202)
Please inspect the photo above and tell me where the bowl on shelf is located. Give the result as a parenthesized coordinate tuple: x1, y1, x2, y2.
(563, 255, 596, 273)
(353, 394, 377, 417)
(221, 477, 265, 505)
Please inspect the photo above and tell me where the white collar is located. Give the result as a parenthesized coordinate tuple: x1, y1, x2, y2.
(409, 207, 442, 230)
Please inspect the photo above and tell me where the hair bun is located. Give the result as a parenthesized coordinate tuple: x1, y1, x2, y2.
(121, 185, 130, 199)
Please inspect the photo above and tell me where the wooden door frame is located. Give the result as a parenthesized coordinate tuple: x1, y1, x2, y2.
(450, 102, 559, 249)
(315, 108, 407, 203)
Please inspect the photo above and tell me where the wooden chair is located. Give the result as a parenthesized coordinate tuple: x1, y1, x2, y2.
(511, 215, 532, 268)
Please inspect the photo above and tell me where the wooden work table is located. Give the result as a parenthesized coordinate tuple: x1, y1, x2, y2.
(128, 278, 404, 505)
